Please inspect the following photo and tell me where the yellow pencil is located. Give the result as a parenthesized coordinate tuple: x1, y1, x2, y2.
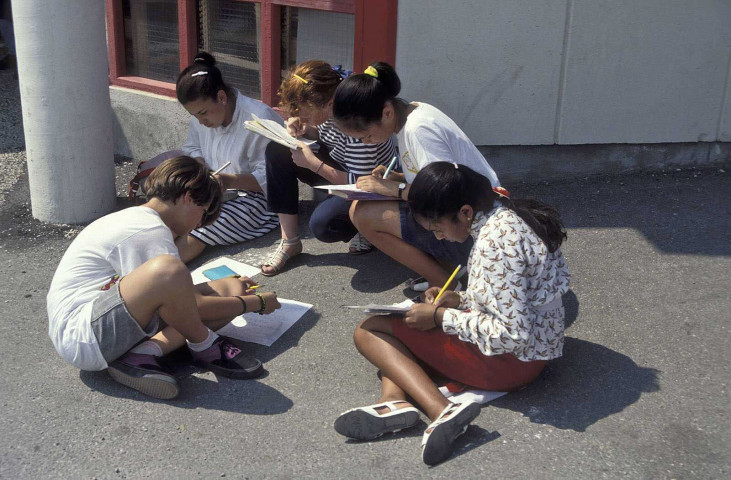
(433, 264, 462, 304)
(248, 285, 261, 290)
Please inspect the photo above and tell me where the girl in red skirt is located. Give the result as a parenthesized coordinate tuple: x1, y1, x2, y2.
(334, 162, 570, 465)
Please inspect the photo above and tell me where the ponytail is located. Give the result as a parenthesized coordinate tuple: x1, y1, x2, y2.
(332, 61, 401, 131)
(408, 163, 567, 252)
(176, 52, 229, 105)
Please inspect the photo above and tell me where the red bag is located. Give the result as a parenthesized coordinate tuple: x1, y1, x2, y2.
(128, 150, 184, 203)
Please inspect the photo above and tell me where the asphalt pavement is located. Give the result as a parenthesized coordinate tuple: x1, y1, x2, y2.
(0, 69, 729, 479)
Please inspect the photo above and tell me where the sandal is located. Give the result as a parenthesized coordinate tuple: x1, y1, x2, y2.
(261, 238, 302, 276)
(421, 401, 481, 466)
(334, 400, 421, 440)
(348, 233, 373, 255)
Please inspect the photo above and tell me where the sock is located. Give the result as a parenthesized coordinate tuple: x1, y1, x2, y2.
(186, 329, 219, 352)
(129, 340, 163, 357)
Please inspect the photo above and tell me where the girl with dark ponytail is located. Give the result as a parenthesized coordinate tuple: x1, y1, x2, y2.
(173, 52, 282, 262)
(335, 162, 569, 466)
(332, 62, 501, 291)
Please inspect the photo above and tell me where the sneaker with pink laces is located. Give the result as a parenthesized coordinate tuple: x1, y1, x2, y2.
(190, 336, 264, 379)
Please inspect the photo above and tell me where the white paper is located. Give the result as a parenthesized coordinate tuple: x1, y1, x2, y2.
(216, 299, 313, 346)
(244, 114, 317, 150)
(438, 386, 507, 405)
(346, 299, 414, 315)
(190, 257, 260, 285)
(314, 184, 365, 193)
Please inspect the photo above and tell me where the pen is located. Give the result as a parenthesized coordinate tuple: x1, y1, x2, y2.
(212, 161, 232, 176)
(382, 156, 398, 180)
(248, 285, 261, 290)
(433, 264, 462, 304)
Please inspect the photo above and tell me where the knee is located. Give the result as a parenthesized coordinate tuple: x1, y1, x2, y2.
(146, 255, 189, 287)
(350, 201, 366, 229)
(265, 142, 292, 167)
(353, 316, 385, 349)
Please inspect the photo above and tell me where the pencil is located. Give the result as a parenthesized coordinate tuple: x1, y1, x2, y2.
(212, 161, 232, 175)
(382, 156, 398, 180)
(248, 285, 261, 290)
(433, 264, 462, 304)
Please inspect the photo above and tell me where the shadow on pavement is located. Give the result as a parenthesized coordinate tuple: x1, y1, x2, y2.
(510, 169, 730, 257)
(79, 370, 293, 415)
(491, 337, 660, 432)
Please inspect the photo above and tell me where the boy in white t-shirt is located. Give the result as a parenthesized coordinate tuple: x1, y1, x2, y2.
(47, 156, 281, 399)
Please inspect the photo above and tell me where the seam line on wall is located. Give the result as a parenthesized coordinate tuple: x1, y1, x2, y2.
(553, 0, 574, 145)
(715, 47, 731, 141)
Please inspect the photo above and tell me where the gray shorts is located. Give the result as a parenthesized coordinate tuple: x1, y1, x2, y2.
(90, 282, 160, 364)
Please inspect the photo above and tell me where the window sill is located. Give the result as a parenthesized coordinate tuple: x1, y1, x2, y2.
(110, 76, 176, 98)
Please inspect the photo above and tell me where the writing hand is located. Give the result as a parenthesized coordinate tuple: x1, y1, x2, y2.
(259, 291, 281, 314)
(286, 117, 306, 137)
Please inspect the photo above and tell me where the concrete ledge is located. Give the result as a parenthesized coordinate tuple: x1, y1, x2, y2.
(482, 142, 731, 185)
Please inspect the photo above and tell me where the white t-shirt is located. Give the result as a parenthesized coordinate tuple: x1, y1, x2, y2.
(182, 90, 283, 196)
(47, 207, 180, 371)
(396, 102, 500, 187)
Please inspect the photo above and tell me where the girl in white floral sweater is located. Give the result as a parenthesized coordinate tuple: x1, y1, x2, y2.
(334, 162, 570, 466)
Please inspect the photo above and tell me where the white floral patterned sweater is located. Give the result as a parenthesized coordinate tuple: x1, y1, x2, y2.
(441, 206, 570, 361)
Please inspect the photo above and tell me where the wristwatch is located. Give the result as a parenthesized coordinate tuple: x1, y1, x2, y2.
(397, 183, 407, 199)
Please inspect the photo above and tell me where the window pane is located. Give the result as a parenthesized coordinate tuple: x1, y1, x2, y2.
(198, 0, 261, 99)
(123, 0, 180, 83)
(281, 7, 354, 77)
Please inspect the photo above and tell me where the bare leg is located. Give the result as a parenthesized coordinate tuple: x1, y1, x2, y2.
(175, 234, 206, 263)
(261, 213, 302, 275)
(354, 316, 450, 421)
(149, 276, 258, 354)
(118, 255, 210, 349)
(351, 201, 450, 287)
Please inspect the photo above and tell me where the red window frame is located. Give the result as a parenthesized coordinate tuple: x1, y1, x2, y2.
(105, 0, 397, 106)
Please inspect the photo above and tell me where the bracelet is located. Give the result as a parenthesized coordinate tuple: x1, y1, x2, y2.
(237, 296, 247, 315)
(255, 293, 266, 314)
(433, 306, 442, 328)
(315, 161, 324, 174)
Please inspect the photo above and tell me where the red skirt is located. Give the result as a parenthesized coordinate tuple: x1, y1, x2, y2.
(392, 318, 546, 392)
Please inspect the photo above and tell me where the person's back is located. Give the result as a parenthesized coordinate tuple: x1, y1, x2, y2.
(47, 206, 177, 370)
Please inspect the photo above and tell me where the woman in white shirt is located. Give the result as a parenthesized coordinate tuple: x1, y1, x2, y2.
(334, 162, 569, 465)
(175, 52, 281, 262)
(332, 62, 501, 291)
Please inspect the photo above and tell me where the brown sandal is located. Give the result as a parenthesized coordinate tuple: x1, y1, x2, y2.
(261, 239, 302, 276)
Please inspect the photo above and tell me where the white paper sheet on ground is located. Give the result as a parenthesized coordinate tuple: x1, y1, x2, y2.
(216, 299, 313, 346)
(439, 386, 507, 404)
(190, 256, 260, 285)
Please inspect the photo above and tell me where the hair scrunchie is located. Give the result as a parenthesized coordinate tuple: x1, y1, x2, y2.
(331, 64, 353, 80)
(364, 65, 378, 78)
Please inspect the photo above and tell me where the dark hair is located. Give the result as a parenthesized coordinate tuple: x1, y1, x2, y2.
(145, 156, 222, 227)
(279, 60, 343, 115)
(176, 52, 229, 105)
(332, 61, 401, 131)
(408, 162, 567, 252)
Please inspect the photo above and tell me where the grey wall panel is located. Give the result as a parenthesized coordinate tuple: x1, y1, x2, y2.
(558, 0, 731, 144)
(396, 0, 567, 145)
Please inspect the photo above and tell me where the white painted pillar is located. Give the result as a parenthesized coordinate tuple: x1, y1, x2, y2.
(12, 0, 116, 223)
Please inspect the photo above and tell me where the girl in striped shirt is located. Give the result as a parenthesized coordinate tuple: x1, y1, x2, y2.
(261, 60, 397, 276)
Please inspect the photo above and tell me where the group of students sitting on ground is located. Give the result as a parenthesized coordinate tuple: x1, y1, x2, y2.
(46, 53, 570, 465)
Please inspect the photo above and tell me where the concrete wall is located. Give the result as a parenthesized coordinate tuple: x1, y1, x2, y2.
(110, 86, 189, 161)
(396, 0, 731, 146)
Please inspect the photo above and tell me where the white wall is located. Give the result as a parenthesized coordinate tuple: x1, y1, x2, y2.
(396, 0, 731, 145)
